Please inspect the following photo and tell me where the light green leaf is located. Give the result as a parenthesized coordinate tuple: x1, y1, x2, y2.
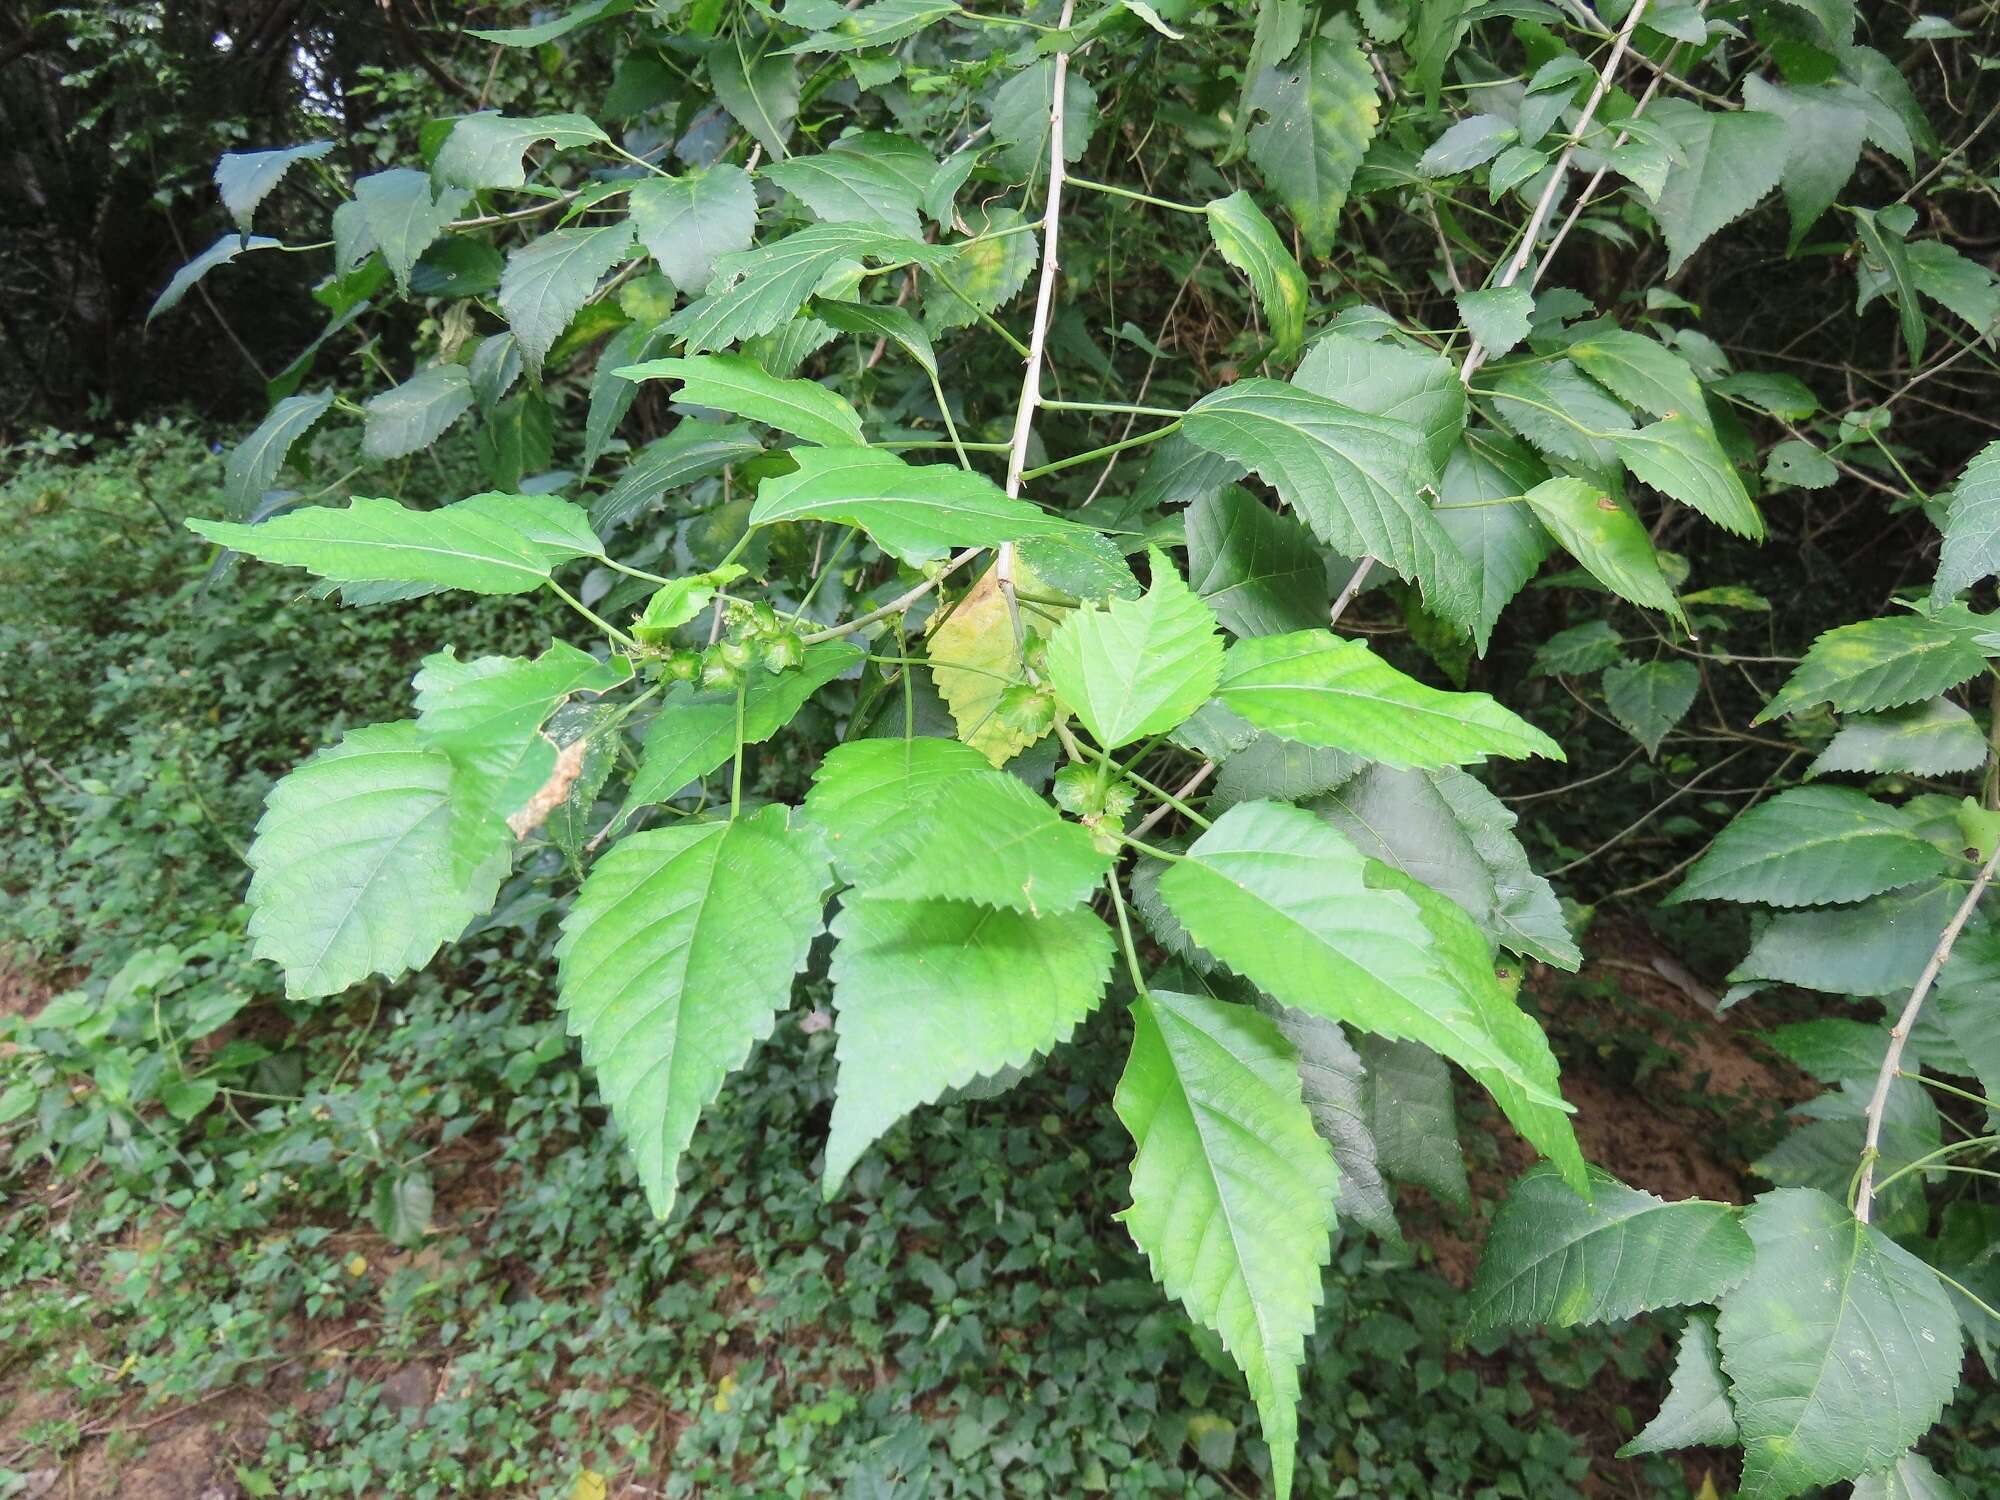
(748, 446, 1088, 565)
(1205, 191, 1308, 360)
(709, 44, 798, 160)
(989, 60, 1097, 178)
(762, 133, 932, 237)
(669, 223, 951, 354)
(1566, 327, 1707, 423)
(1521, 477, 1686, 625)
(1244, 19, 1380, 257)
(1458, 286, 1534, 357)
(216, 140, 332, 234)
(147, 234, 281, 322)
(1650, 101, 1787, 274)
(1215, 631, 1561, 768)
(1718, 1189, 1961, 1500)
(620, 643, 863, 814)
(1602, 659, 1698, 757)
(1465, 1165, 1754, 1336)
(245, 722, 509, 999)
(1714, 370, 1821, 422)
(1618, 1313, 1739, 1456)
(922, 205, 1036, 334)
(1808, 698, 1989, 780)
(629, 167, 759, 296)
(824, 896, 1112, 1193)
(631, 564, 745, 646)
(1611, 414, 1763, 538)
(784, 0, 964, 51)
(189, 492, 601, 596)
(1115, 986, 1337, 1500)
(500, 222, 636, 376)
(1183, 379, 1474, 628)
(593, 421, 763, 533)
(433, 112, 609, 190)
(1186, 486, 1330, 638)
(1047, 549, 1224, 749)
(1435, 434, 1553, 655)
(1757, 611, 1989, 722)
(1851, 1454, 1966, 1500)
(361, 365, 476, 460)
(555, 805, 826, 1220)
(1158, 801, 1564, 1100)
(354, 168, 469, 292)
(223, 390, 336, 516)
(1294, 331, 1467, 473)
(1670, 787, 1950, 908)
(1932, 440, 2000, 605)
(616, 353, 864, 448)
(802, 736, 992, 881)
(467, 0, 631, 45)
(1731, 881, 1960, 997)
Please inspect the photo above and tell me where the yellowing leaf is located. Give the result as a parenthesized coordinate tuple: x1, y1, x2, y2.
(571, 1471, 608, 1500)
(927, 564, 1069, 765)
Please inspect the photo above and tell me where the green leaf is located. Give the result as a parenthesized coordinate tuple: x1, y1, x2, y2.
(1294, 332, 1467, 473)
(1758, 611, 1989, 722)
(1670, 787, 1950, 907)
(593, 421, 763, 533)
(709, 44, 798, 160)
(812, 298, 938, 376)
(784, 0, 964, 51)
(1158, 801, 1565, 1100)
(1534, 621, 1624, 677)
(1457, 287, 1533, 357)
(1851, 1454, 1966, 1500)
(615, 353, 864, 448)
(189, 492, 601, 596)
(1244, 19, 1380, 258)
(1740, 78, 1868, 250)
(1046, 549, 1223, 749)
(466, 0, 632, 45)
(748, 446, 1088, 565)
(500, 222, 635, 376)
(1183, 380, 1474, 628)
(223, 390, 336, 516)
(1907, 240, 2000, 339)
(1433, 769, 1580, 970)
(1931, 439, 2000, 605)
(555, 805, 827, 1219)
(1115, 986, 1337, 1500)
(1435, 435, 1553, 655)
(354, 168, 469, 293)
(1465, 1165, 1754, 1336)
(802, 736, 993, 881)
(244, 722, 509, 999)
(147, 234, 281, 322)
(1808, 698, 1989, 780)
(1205, 191, 1308, 360)
(824, 896, 1112, 1193)
(620, 643, 863, 815)
(1853, 206, 1927, 367)
(840, 764, 1113, 914)
(581, 321, 665, 477)
(1619, 1313, 1739, 1456)
(1266, 1006, 1403, 1244)
(1420, 114, 1517, 176)
(1650, 101, 1787, 274)
(1602, 659, 1698, 758)
(1215, 631, 1561, 768)
(432, 112, 608, 191)
(1612, 415, 1763, 538)
(1209, 733, 1363, 813)
(1486, 359, 1632, 477)
(1714, 371, 1821, 423)
(1566, 327, 1707, 423)
(1765, 438, 1840, 490)
(630, 167, 759, 296)
(1731, 881, 1960, 997)
(1521, 477, 1686, 625)
(216, 140, 332, 234)
(1186, 486, 1330, 638)
(361, 366, 476, 461)
(669, 223, 951, 354)
(1718, 1189, 1961, 1500)
(989, 60, 1097, 179)
(1358, 1033, 1469, 1209)
(762, 133, 932, 237)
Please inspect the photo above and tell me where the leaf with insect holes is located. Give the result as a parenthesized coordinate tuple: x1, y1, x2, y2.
(1244, 19, 1380, 258)
(1046, 549, 1224, 749)
(432, 113, 609, 190)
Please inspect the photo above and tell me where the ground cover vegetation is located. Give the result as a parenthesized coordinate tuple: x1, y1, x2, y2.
(2, 0, 1999, 1494)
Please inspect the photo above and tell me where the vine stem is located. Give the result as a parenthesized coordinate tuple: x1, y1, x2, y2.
(1854, 842, 2000, 1223)
(1331, 0, 1653, 628)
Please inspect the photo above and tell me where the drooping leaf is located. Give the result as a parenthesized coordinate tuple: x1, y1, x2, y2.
(1717, 1189, 1961, 1500)
(1931, 440, 2000, 606)
(762, 132, 933, 237)
(1521, 477, 1687, 625)
(1215, 631, 1561, 768)
(1602, 659, 1699, 757)
(223, 390, 336, 515)
(1265, 1005, 1403, 1244)
(215, 140, 333, 234)
(1618, 1313, 1740, 1456)
(1757, 611, 1989, 723)
(189, 492, 601, 596)
(1434, 434, 1553, 654)
(1611, 414, 1764, 538)
(354, 168, 470, 292)
(1433, 769, 1581, 970)
(749, 446, 1088, 565)
(1205, 190, 1308, 359)
(361, 365, 476, 460)
(630, 167, 760, 295)
(1853, 206, 1927, 367)
(1183, 380, 1474, 627)
(1465, 1165, 1754, 1336)
(926, 566, 1060, 765)
(500, 222, 636, 376)
(554, 805, 827, 1220)
(709, 43, 798, 160)
(669, 224, 951, 354)
(1649, 101, 1787, 275)
(244, 722, 509, 999)
(1244, 19, 1380, 258)
(432, 112, 609, 190)
(1186, 486, 1330, 638)
(823, 896, 1112, 1193)
(147, 234, 282, 322)
(922, 204, 1036, 334)
(1115, 986, 1338, 1500)
(1357, 1032, 1470, 1209)
(1046, 549, 1224, 749)
(580, 321, 666, 477)
(616, 353, 864, 448)
(1670, 787, 1950, 908)
(592, 421, 763, 532)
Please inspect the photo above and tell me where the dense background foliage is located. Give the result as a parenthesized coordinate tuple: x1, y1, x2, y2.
(3, 0, 1998, 1495)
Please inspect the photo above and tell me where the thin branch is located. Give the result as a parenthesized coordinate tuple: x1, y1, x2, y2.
(1855, 843, 2000, 1223)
